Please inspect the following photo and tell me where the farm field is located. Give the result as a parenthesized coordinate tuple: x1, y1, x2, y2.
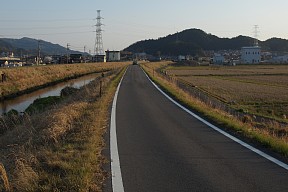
(167, 65, 288, 121)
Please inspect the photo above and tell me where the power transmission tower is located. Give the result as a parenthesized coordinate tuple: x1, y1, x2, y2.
(253, 25, 260, 46)
(94, 10, 104, 56)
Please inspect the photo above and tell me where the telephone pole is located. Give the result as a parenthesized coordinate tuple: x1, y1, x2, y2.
(84, 46, 86, 63)
(37, 40, 41, 65)
(66, 43, 70, 64)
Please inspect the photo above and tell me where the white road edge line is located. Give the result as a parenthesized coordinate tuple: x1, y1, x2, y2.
(110, 69, 127, 192)
(142, 68, 288, 171)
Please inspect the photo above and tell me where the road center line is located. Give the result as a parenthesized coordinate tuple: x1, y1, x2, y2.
(142, 67, 288, 171)
(110, 69, 127, 192)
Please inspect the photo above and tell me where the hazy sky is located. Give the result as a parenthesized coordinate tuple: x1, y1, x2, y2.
(1, 0, 288, 52)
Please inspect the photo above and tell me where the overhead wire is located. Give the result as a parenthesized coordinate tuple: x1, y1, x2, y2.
(1, 31, 94, 37)
(0, 18, 92, 22)
(1, 25, 92, 30)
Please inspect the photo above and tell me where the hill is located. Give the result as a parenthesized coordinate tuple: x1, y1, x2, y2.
(0, 37, 81, 56)
(124, 28, 288, 56)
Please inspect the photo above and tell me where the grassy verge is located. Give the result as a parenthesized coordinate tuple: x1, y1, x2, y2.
(0, 65, 128, 191)
(0, 62, 129, 99)
(142, 63, 288, 158)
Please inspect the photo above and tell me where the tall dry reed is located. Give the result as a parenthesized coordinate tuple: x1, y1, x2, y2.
(0, 163, 11, 192)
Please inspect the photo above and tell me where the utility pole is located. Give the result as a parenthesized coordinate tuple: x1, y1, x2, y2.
(37, 40, 41, 65)
(66, 43, 70, 64)
(84, 46, 86, 63)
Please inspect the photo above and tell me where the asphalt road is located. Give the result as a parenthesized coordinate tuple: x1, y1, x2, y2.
(115, 65, 288, 192)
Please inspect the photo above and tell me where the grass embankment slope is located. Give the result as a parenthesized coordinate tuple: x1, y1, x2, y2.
(0, 62, 129, 191)
(0, 62, 127, 99)
(142, 62, 288, 159)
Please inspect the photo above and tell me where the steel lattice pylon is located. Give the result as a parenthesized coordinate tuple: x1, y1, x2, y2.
(94, 10, 104, 55)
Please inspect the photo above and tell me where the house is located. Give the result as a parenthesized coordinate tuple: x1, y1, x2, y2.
(270, 55, 288, 64)
(212, 53, 225, 64)
(241, 46, 261, 64)
(0, 57, 21, 67)
(134, 52, 147, 60)
(106, 50, 120, 62)
(93, 55, 106, 62)
(178, 55, 186, 61)
(120, 51, 133, 61)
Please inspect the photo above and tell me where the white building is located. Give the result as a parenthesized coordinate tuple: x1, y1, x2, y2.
(106, 51, 120, 62)
(241, 46, 261, 64)
(270, 55, 288, 63)
(212, 53, 225, 64)
(178, 55, 186, 61)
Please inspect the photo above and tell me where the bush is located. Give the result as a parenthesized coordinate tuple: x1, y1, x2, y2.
(25, 96, 62, 114)
(60, 86, 79, 97)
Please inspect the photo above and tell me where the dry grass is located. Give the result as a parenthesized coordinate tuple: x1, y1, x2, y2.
(180, 75, 288, 102)
(0, 63, 128, 191)
(0, 62, 129, 98)
(0, 163, 11, 192)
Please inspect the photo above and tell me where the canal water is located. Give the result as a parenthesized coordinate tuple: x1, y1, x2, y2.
(0, 73, 100, 114)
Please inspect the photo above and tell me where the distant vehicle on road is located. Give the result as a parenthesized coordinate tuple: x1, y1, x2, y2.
(132, 60, 138, 65)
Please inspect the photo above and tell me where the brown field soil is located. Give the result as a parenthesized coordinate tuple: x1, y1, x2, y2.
(0, 62, 129, 98)
(167, 65, 288, 120)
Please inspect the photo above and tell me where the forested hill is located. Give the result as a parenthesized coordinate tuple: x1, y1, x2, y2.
(124, 28, 288, 56)
(0, 37, 81, 56)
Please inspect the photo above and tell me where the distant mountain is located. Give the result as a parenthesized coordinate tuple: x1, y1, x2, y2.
(261, 38, 288, 52)
(0, 37, 81, 56)
(124, 28, 288, 56)
(0, 39, 15, 52)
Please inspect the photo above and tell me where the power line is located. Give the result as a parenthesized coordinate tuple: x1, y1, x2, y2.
(1, 31, 94, 37)
(1, 25, 92, 30)
(0, 18, 92, 22)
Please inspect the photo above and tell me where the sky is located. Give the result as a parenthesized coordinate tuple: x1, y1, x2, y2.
(1, 0, 288, 53)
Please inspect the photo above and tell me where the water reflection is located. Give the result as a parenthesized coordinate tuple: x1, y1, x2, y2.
(0, 74, 99, 114)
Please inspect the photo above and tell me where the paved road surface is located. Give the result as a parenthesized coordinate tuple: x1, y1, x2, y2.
(114, 65, 288, 192)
